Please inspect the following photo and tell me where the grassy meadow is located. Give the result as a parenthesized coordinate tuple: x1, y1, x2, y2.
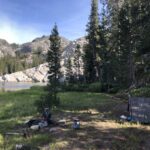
(0, 87, 150, 150)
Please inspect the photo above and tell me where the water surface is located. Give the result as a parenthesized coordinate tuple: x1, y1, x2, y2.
(0, 82, 46, 91)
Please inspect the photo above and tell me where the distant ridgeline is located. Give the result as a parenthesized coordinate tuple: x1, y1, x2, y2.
(0, 36, 86, 76)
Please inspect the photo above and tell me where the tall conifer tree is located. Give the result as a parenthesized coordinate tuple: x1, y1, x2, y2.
(74, 44, 81, 81)
(65, 58, 74, 83)
(46, 24, 61, 107)
(84, 0, 101, 82)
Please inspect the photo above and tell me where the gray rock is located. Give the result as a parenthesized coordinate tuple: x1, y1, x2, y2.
(0, 39, 17, 57)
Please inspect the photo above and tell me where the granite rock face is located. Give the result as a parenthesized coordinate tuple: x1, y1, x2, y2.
(0, 39, 17, 57)
(62, 37, 87, 60)
(1, 63, 49, 82)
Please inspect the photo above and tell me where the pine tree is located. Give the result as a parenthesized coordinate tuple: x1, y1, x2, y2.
(74, 44, 81, 81)
(65, 58, 74, 83)
(46, 24, 61, 108)
(115, 2, 128, 87)
(84, 0, 101, 83)
(83, 45, 94, 83)
(99, 0, 111, 86)
(130, 0, 150, 85)
(114, 1, 136, 88)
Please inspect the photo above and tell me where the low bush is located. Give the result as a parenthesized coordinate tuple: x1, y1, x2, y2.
(88, 82, 102, 92)
(60, 82, 118, 93)
(35, 93, 60, 112)
(130, 87, 150, 97)
(115, 91, 129, 100)
(30, 86, 45, 91)
(60, 83, 88, 92)
(108, 87, 120, 94)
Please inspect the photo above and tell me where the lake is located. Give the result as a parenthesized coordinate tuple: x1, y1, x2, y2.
(0, 82, 47, 91)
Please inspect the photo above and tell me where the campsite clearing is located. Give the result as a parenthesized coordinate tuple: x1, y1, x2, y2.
(0, 87, 150, 150)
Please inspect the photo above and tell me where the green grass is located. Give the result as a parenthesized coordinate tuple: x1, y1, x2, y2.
(0, 86, 150, 150)
(59, 92, 116, 110)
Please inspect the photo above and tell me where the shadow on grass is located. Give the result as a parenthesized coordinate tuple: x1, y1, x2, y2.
(1, 108, 150, 150)
(2, 119, 150, 150)
(59, 92, 128, 119)
(47, 125, 150, 150)
(39, 105, 149, 150)
(58, 100, 128, 123)
(1, 132, 55, 150)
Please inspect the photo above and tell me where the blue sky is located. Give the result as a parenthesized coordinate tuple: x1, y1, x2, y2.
(0, 0, 94, 44)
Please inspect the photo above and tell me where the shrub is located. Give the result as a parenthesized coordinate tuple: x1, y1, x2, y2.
(115, 90, 129, 100)
(60, 83, 88, 92)
(88, 82, 102, 92)
(131, 87, 150, 97)
(35, 93, 60, 112)
(60, 82, 120, 93)
(108, 87, 120, 94)
(30, 86, 45, 91)
(76, 84, 89, 92)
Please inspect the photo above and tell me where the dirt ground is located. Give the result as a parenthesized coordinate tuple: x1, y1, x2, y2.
(36, 102, 150, 150)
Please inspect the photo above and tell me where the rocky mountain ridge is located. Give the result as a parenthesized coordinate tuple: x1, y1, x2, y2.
(0, 39, 17, 57)
(0, 35, 86, 58)
(0, 36, 87, 82)
(0, 36, 71, 58)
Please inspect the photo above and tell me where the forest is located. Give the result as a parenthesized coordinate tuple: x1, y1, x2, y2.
(84, 0, 149, 87)
(65, 0, 150, 95)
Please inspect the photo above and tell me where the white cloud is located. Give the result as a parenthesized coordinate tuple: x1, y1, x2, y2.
(0, 17, 42, 44)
